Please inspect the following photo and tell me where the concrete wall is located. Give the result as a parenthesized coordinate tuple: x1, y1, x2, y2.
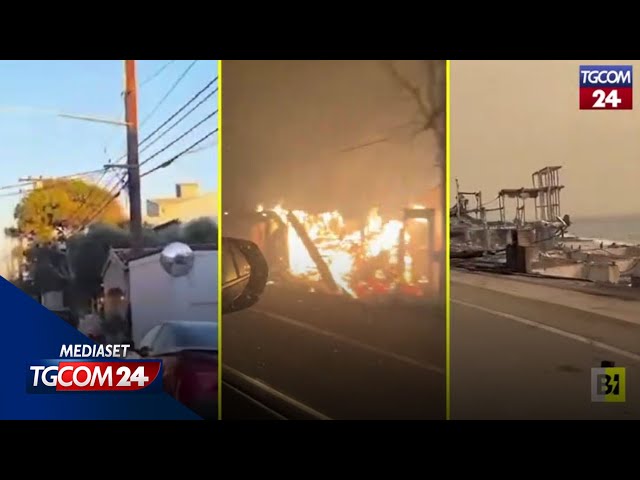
(533, 263, 585, 278)
(626, 259, 640, 277)
(128, 250, 218, 345)
(586, 263, 620, 284)
(567, 251, 637, 275)
(534, 261, 621, 284)
(534, 226, 557, 251)
(146, 192, 218, 226)
(516, 229, 536, 247)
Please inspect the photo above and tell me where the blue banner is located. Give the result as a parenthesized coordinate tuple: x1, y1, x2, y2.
(0, 277, 199, 420)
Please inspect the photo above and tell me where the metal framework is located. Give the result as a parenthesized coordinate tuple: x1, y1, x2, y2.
(495, 166, 564, 225)
(531, 166, 563, 222)
(453, 179, 500, 223)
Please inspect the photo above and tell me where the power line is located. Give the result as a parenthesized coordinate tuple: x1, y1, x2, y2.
(74, 178, 129, 234)
(71, 174, 128, 234)
(72, 112, 216, 231)
(0, 168, 108, 197)
(6, 62, 211, 241)
(183, 142, 216, 155)
(139, 60, 176, 88)
(61, 68, 216, 236)
(139, 60, 199, 128)
(109, 76, 217, 165)
(139, 86, 218, 155)
(0, 189, 35, 198)
(139, 110, 217, 168)
(138, 76, 216, 147)
(66, 79, 217, 231)
(141, 129, 218, 178)
(75, 123, 212, 232)
(103, 60, 195, 162)
(70, 61, 145, 231)
(88, 169, 109, 194)
(61, 164, 126, 231)
(52, 126, 215, 235)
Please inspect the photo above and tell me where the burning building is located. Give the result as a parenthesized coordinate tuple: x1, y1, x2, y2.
(241, 204, 438, 301)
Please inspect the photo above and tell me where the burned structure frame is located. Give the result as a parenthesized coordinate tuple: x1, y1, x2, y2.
(497, 166, 564, 226)
(452, 166, 567, 258)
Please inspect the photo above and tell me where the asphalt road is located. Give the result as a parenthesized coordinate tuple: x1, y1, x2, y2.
(222, 283, 446, 420)
(451, 279, 640, 420)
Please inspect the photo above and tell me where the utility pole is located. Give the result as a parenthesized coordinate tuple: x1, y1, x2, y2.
(124, 60, 143, 255)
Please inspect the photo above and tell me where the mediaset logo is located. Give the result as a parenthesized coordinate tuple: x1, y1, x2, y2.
(579, 65, 633, 110)
(27, 344, 162, 394)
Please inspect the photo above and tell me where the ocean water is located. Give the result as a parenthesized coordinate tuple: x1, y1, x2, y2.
(569, 214, 640, 246)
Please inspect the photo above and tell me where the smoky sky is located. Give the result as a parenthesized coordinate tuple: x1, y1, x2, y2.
(451, 60, 640, 219)
(222, 60, 440, 218)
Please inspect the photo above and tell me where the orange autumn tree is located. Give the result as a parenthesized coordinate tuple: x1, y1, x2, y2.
(13, 178, 126, 241)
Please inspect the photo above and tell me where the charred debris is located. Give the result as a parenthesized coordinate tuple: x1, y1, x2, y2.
(451, 166, 640, 287)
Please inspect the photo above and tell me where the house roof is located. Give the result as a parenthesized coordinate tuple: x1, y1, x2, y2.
(112, 247, 163, 264)
(151, 219, 181, 231)
(148, 192, 216, 207)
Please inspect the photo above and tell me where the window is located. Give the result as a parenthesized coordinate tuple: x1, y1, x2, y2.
(146, 201, 160, 217)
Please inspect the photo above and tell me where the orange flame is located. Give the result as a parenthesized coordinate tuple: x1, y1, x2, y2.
(266, 204, 421, 298)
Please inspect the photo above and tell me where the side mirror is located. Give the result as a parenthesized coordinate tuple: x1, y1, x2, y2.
(138, 346, 151, 357)
(221, 237, 269, 315)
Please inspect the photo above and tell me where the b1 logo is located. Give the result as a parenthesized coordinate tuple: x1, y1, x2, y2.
(591, 367, 626, 402)
(579, 65, 633, 110)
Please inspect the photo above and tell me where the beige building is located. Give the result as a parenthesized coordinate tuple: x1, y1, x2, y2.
(145, 183, 218, 226)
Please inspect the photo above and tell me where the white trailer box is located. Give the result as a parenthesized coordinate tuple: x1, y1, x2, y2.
(102, 244, 218, 346)
(128, 246, 218, 346)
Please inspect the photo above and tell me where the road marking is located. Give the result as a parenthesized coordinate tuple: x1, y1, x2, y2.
(223, 365, 331, 420)
(251, 308, 445, 375)
(222, 382, 288, 420)
(452, 299, 640, 364)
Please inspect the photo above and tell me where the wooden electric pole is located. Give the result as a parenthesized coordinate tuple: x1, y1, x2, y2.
(124, 60, 143, 255)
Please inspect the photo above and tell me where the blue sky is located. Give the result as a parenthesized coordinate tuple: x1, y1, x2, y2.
(0, 60, 218, 243)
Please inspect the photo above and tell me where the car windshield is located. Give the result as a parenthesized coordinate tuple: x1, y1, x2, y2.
(154, 322, 218, 354)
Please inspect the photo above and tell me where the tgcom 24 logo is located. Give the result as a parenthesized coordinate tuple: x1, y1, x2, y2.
(26, 343, 163, 393)
(579, 65, 633, 110)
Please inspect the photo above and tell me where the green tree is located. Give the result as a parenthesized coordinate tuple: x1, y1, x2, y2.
(66, 218, 218, 306)
(174, 217, 218, 244)
(27, 245, 70, 293)
(66, 224, 134, 304)
(13, 178, 126, 241)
